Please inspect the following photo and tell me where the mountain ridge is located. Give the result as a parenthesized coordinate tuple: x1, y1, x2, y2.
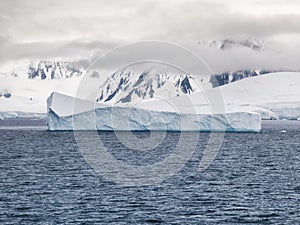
(96, 70, 210, 104)
(198, 37, 265, 51)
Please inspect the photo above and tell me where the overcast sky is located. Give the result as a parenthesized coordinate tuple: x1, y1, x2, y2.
(1, 0, 300, 71)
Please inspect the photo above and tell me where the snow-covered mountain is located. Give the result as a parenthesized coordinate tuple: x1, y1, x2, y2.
(27, 61, 84, 79)
(0, 58, 298, 118)
(0, 60, 85, 80)
(199, 37, 265, 51)
(0, 60, 88, 116)
(3, 61, 85, 80)
(0, 60, 282, 115)
(0, 62, 212, 113)
(209, 69, 300, 87)
(1, 60, 276, 88)
(137, 72, 300, 120)
(96, 70, 211, 104)
(210, 69, 272, 87)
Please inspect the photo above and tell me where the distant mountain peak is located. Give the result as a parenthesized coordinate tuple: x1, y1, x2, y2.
(0, 60, 85, 80)
(27, 61, 83, 80)
(199, 37, 265, 51)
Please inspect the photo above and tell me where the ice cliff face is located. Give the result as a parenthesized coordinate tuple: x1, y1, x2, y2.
(47, 92, 261, 132)
(47, 107, 261, 132)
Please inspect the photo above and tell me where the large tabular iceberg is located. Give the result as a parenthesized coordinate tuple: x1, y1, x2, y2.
(47, 92, 261, 132)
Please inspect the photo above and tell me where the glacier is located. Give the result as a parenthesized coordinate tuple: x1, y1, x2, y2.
(47, 92, 261, 132)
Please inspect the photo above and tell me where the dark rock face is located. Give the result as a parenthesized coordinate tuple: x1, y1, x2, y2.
(96, 71, 196, 104)
(210, 70, 275, 87)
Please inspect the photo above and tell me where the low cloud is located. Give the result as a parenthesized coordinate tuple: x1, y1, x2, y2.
(0, 0, 300, 72)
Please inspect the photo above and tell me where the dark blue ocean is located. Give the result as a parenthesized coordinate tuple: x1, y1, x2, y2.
(0, 119, 299, 224)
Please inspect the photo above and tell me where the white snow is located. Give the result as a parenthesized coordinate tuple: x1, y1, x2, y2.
(220, 72, 300, 120)
(137, 72, 300, 120)
(0, 75, 94, 114)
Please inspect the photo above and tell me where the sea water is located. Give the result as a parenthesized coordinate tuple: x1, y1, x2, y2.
(0, 119, 299, 224)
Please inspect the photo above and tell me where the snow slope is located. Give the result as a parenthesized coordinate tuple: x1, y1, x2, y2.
(221, 72, 300, 120)
(137, 72, 300, 120)
(0, 76, 83, 114)
(0, 60, 88, 117)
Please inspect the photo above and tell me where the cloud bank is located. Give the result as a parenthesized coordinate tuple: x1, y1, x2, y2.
(1, 0, 300, 72)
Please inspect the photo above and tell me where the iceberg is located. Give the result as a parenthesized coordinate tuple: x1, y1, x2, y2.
(47, 92, 261, 132)
(0, 111, 45, 120)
